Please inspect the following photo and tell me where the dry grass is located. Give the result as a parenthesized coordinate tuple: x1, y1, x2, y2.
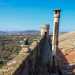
(58, 32, 75, 64)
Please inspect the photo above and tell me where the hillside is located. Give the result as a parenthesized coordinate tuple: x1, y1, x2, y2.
(58, 32, 75, 64)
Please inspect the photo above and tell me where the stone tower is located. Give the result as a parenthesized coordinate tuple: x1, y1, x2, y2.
(51, 9, 61, 71)
(40, 24, 51, 65)
(40, 24, 50, 38)
(52, 9, 61, 56)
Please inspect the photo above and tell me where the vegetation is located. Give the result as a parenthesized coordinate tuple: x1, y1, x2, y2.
(0, 35, 21, 68)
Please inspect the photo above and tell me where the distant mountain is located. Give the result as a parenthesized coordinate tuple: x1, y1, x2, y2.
(0, 30, 39, 35)
(0, 30, 68, 36)
(0, 31, 8, 35)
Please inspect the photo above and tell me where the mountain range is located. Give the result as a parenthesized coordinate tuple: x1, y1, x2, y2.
(0, 30, 39, 35)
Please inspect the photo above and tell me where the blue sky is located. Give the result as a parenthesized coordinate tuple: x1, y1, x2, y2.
(0, 0, 75, 32)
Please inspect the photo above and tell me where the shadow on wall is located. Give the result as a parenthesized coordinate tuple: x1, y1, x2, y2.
(57, 48, 75, 75)
(12, 47, 38, 75)
(13, 54, 31, 75)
